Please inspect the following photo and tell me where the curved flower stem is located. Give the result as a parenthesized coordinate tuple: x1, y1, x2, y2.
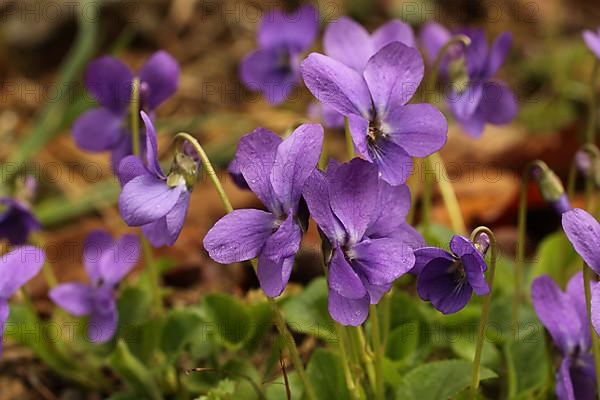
(426, 34, 472, 99)
(469, 226, 497, 400)
(586, 59, 599, 145)
(130, 78, 141, 157)
(369, 305, 385, 400)
(345, 117, 355, 159)
(429, 152, 467, 235)
(178, 132, 317, 400)
(583, 264, 600, 400)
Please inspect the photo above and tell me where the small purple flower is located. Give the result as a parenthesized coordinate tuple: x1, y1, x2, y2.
(532, 273, 597, 400)
(49, 231, 140, 343)
(301, 42, 447, 185)
(0, 198, 40, 245)
(240, 5, 318, 105)
(583, 28, 600, 59)
(413, 236, 489, 314)
(203, 124, 324, 297)
(118, 112, 196, 247)
(73, 51, 179, 170)
(0, 246, 45, 356)
(420, 23, 517, 138)
(303, 158, 423, 326)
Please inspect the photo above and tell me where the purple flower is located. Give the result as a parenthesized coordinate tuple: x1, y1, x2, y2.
(49, 231, 140, 343)
(413, 236, 489, 314)
(118, 112, 196, 247)
(240, 5, 318, 105)
(73, 51, 179, 170)
(0, 246, 44, 356)
(203, 124, 324, 297)
(301, 41, 447, 185)
(583, 28, 600, 59)
(0, 198, 40, 245)
(303, 158, 423, 326)
(532, 273, 597, 400)
(420, 23, 517, 138)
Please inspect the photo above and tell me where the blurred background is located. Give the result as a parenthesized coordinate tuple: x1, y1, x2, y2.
(0, 0, 599, 397)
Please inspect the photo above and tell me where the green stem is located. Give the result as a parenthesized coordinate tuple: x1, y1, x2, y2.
(130, 78, 141, 157)
(335, 325, 361, 400)
(369, 305, 385, 400)
(583, 265, 600, 400)
(180, 134, 316, 400)
(429, 152, 467, 235)
(469, 226, 497, 399)
(514, 175, 527, 327)
(345, 117, 355, 159)
(421, 158, 434, 235)
(143, 237, 162, 314)
(586, 59, 599, 145)
(350, 326, 376, 392)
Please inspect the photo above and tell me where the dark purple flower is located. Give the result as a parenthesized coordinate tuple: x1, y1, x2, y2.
(240, 5, 318, 105)
(49, 231, 140, 343)
(203, 124, 324, 297)
(532, 273, 597, 400)
(118, 112, 195, 247)
(73, 51, 179, 170)
(413, 236, 489, 314)
(303, 158, 423, 326)
(0, 198, 40, 245)
(301, 42, 447, 185)
(0, 246, 44, 356)
(420, 23, 517, 138)
(584, 28, 600, 59)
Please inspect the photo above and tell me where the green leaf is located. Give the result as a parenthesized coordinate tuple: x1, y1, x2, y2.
(118, 287, 152, 328)
(281, 278, 336, 341)
(107, 340, 161, 400)
(306, 349, 351, 400)
(160, 308, 203, 359)
(395, 359, 497, 400)
(529, 231, 577, 287)
(387, 322, 420, 363)
(203, 293, 253, 348)
(244, 301, 273, 353)
(450, 336, 501, 370)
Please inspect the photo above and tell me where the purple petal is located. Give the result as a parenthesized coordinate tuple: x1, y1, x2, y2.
(235, 128, 282, 213)
(556, 355, 597, 400)
(328, 159, 379, 244)
(141, 217, 168, 247)
(117, 155, 148, 186)
(258, 5, 318, 51)
(556, 357, 576, 400)
(417, 257, 473, 314)
(98, 234, 140, 286)
(412, 247, 454, 276)
(328, 248, 367, 299)
(257, 255, 295, 298)
(0, 246, 45, 298)
(139, 51, 179, 110)
(203, 209, 276, 264)
(352, 238, 415, 285)
(72, 108, 127, 152)
(591, 281, 600, 342)
(362, 281, 392, 304)
(419, 22, 452, 64)
(323, 17, 373, 72)
(49, 283, 93, 317)
(88, 290, 118, 343)
(478, 81, 517, 125)
(462, 254, 490, 296)
(566, 272, 590, 350)
(270, 124, 323, 214)
(328, 289, 370, 326)
(302, 170, 345, 244)
(85, 56, 132, 112)
(448, 82, 484, 121)
(562, 208, 600, 274)
(260, 214, 302, 262)
(347, 114, 371, 160)
(118, 175, 183, 226)
(372, 20, 416, 50)
(485, 32, 512, 77)
(0, 199, 40, 246)
(140, 111, 164, 178)
(363, 42, 424, 115)
(366, 182, 411, 238)
(110, 134, 134, 173)
(227, 157, 249, 190)
(369, 138, 413, 185)
(456, 110, 486, 138)
(583, 29, 600, 59)
(301, 53, 372, 118)
(83, 230, 115, 284)
(464, 29, 489, 77)
(163, 190, 191, 246)
(384, 103, 447, 158)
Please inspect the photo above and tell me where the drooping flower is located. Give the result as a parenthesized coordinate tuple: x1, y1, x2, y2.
(49, 231, 140, 343)
(203, 124, 324, 297)
(0, 246, 44, 356)
(303, 158, 423, 326)
(413, 235, 489, 314)
(118, 112, 196, 247)
(420, 23, 517, 138)
(240, 5, 318, 105)
(0, 198, 40, 245)
(583, 28, 600, 59)
(532, 273, 597, 400)
(73, 51, 179, 170)
(301, 41, 448, 185)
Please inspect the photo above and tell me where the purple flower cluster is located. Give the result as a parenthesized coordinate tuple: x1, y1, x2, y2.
(73, 51, 179, 170)
(50, 231, 140, 343)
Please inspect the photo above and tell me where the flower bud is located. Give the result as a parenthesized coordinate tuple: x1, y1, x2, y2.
(530, 161, 572, 215)
(575, 148, 600, 188)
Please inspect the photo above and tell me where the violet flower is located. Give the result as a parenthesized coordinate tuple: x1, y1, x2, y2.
(0, 246, 45, 356)
(118, 112, 196, 247)
(301, 42, 447, 185)
(49, 231, 140, 343)
(413, 235, 489, 314)
(203, 124, 324, 297)
(303, 158, 423, 326)
(583, 28, 600, 59)
(73, 51, 179, 170)
(0, 197, 40, 245)
(420, 23, 517, 138)
(532, 273, 597, 400)
(240, 5, 318, 105)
